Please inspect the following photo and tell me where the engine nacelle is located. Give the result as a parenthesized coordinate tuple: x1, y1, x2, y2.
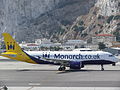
(70, 61, 83, 69)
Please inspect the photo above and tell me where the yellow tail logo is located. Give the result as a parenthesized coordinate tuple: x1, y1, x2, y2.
(7, 42, 15, 50)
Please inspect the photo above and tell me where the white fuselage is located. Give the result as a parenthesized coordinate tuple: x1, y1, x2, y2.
(25, 51, 119, 63)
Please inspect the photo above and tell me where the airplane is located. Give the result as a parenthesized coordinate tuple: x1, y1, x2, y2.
(0, 33, 119, 71)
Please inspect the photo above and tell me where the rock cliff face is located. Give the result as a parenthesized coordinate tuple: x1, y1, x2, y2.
(61, 0, 120, 42)
(96, 0, 119, 16)
(0, 0, 61, 38)
(0, 0, 119, 42)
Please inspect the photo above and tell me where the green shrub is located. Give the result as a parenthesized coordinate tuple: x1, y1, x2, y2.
(98, 15, 105, 19)
(95, 32, 98, 34)
(79, 21, 84, 25)
(117, 22, 120, 26)
(74, 25, 85, 32)
(98, 42, 106, 50)
(114, 15, 120, 20)
(107, 15, 114, 23)
(113, 31, 120, 41)
(58, 27, 65, 35)
(116, 27, 120, 31)
(81, 33, 88, 37)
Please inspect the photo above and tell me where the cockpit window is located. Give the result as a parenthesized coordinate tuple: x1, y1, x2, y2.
(80, 50, 92, 51)
(109, 55, 114, 57)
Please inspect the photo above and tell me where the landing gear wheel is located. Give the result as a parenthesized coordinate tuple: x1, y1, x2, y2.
(58, 66, 66, 71)
(112, 63, 116, 66)
(58, 67, 62, 71)
(101, 67, 104, 71)
(101, 64, 104, 71)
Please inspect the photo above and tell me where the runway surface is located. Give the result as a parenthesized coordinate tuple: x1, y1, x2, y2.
(0, 60, 120, 87)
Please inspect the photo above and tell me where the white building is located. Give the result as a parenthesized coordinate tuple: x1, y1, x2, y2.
(92, 34, 116, 47)
(85, 44, 99, 51)
(36, 39, 61, 48)
(19, 43, 39, 51)
(35, 38, 52, 44)
(40, 43, 61, 48)
(62, 43, 75, 51)
(66, 40, 87, 45)
(62, 40, 87, 50)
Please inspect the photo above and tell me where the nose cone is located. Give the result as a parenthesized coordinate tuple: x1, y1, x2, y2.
(114, 56, 120, 62)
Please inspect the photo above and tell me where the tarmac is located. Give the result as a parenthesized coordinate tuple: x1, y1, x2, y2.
(0, 56, 120, 90)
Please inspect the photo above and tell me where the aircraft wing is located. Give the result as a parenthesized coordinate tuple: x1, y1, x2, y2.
(43, 57, 69, 65)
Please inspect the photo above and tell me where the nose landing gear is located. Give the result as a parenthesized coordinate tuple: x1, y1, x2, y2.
(101, 64, 104, 71)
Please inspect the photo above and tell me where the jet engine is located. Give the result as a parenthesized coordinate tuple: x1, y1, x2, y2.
(69, 61, 84, 69)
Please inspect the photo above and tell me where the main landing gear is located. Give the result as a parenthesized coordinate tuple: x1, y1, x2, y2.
(58, 65, 66, 71)
(101, 64, 104, 71)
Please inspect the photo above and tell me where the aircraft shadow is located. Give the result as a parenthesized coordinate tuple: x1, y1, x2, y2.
(16, 69, 58, 72)
(57, 69, 90, 74)
(57, 69, 120, 74)
(16, 69, 120, 73)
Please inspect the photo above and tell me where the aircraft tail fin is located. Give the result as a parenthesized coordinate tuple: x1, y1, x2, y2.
(1, 33, 37, 64)
(2, 33, 22, 52)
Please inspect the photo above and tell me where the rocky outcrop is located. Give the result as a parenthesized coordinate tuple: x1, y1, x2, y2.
(0, 0, 96, 42)
(96, 0, 119, 16)
(0, 0, 62, 38)
(0, 0, 119, 42)
(61, 0, 120, 42)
